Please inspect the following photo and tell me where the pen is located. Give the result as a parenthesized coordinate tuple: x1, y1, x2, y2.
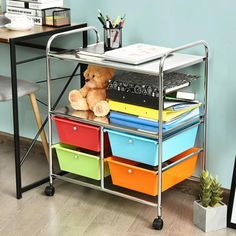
(98, 15, 105, 26)
(106, 15, 113, 28)
(113, 30, 119, 43)
(105, 19, 110, 29)
(122, 13, 126, 20)
(106, 19, 111, 48)
(98, 9, 106, 24)
(113, 15, 120, 28)
(118, 19, 122, 29)
(120, 19, 126, 28)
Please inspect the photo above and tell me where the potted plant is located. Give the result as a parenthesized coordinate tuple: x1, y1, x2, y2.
(193, 170, 227, 232)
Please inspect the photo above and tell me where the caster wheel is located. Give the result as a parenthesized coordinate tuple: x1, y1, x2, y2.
(44, 185, 55, 196)
(152, 217, 163, 230)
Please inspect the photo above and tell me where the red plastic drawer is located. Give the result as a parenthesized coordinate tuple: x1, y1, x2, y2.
(53, 116, 101, 152)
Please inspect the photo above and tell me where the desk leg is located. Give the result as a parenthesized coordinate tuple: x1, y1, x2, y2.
(10, 39, 22, 199)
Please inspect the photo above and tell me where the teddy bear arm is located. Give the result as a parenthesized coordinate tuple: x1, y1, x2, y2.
(68, 90, 82, 103)
(86, 89, 106, 110)
(78, 86, 90, 97)
(70, 98, 89, 111)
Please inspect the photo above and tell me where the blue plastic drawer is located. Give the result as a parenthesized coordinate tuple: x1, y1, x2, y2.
(105, 126, 198, 166)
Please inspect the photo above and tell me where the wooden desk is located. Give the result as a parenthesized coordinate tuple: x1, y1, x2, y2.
(0, 23, 87, 199)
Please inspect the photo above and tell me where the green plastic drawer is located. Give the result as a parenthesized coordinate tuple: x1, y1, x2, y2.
(53, 144, 110, 180)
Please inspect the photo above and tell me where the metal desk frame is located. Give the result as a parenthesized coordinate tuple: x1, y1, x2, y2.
(0, 23, 88, 199)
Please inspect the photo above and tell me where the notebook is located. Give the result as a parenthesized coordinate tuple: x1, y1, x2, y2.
(104, 43, 171, 64)
(76, 42, 105, 58)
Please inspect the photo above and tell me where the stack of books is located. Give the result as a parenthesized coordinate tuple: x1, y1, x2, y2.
(6, 0, 64, 25)
(107, 71, 201, 133)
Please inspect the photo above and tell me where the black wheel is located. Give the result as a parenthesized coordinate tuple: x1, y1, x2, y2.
(44, 185, 55, 196)
(152, 217, 163, 230)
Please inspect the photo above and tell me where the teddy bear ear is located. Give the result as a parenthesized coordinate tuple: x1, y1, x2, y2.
(83, 68, 88, 77)
(84, 64, 93, 77)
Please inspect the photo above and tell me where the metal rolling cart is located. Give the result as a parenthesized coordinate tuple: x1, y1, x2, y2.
(44, 26, 208, 229)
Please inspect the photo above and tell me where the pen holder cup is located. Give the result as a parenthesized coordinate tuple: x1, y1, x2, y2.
(104, 28, 122, 51)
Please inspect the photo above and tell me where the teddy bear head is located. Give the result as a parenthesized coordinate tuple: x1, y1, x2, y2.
(83, 64, 116, 89)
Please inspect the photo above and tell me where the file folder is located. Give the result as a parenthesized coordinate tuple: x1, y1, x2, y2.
(108, 100, 200, 121)
(110, 117, 158, 132)
(109, 107, 200, 131)
(109, 117, 200, 134)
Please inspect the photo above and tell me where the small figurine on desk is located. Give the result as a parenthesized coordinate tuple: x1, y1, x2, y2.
(68, 64, 116, 117)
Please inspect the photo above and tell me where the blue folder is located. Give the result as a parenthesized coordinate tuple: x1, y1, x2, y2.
(110, 117, 158, 132)
(110, 111, 158, 127)
(109, 107, 200, 132)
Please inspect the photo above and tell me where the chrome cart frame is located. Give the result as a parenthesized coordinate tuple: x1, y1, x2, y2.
(45, 26, 208, 229)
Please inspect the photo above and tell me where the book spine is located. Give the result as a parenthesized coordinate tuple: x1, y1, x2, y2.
(7, 0, 63, 9)
(29, 0, 63, 10)
(6, 6, 43, 16)
(15, 0, 50, 3)
(7, 1, 26, 8)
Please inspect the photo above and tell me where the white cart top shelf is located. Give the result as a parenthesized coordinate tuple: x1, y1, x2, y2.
(48, 43, 205, 76)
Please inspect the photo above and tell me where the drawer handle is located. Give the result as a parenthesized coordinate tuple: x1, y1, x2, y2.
(128, 139, 133, 144)
(128, 169, 133, 174)
(73, 126, 78, 131)
(74, 155, 79, 159)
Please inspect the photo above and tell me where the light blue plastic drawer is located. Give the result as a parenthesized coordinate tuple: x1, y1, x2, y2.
(104, 126, 198, 166)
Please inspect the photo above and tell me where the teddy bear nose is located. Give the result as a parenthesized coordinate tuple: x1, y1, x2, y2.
(85, 79, 90, 82)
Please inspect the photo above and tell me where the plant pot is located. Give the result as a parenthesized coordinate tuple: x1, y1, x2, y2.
(193, 200, 227, 232)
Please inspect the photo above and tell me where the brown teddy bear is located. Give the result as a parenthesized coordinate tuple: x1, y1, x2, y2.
(68, 64, 115, 117)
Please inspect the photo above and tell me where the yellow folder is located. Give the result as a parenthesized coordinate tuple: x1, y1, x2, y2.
(108, 100, 200, 122)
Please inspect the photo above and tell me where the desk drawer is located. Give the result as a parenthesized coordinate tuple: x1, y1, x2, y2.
(54, 144, 110, 180)
(105, 125, 198, 166)
(53, 116, 101, 152)
(107, 148, 199, 196)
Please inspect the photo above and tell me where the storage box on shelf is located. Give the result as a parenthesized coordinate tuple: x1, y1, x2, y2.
(52, 116, 110, 152)
(52, 115, 111, 180)
(54, 144, 110, 180)
(104, 125, 199, 166)
(107, 148, 200, 196)
(42, 7, 70, 27)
